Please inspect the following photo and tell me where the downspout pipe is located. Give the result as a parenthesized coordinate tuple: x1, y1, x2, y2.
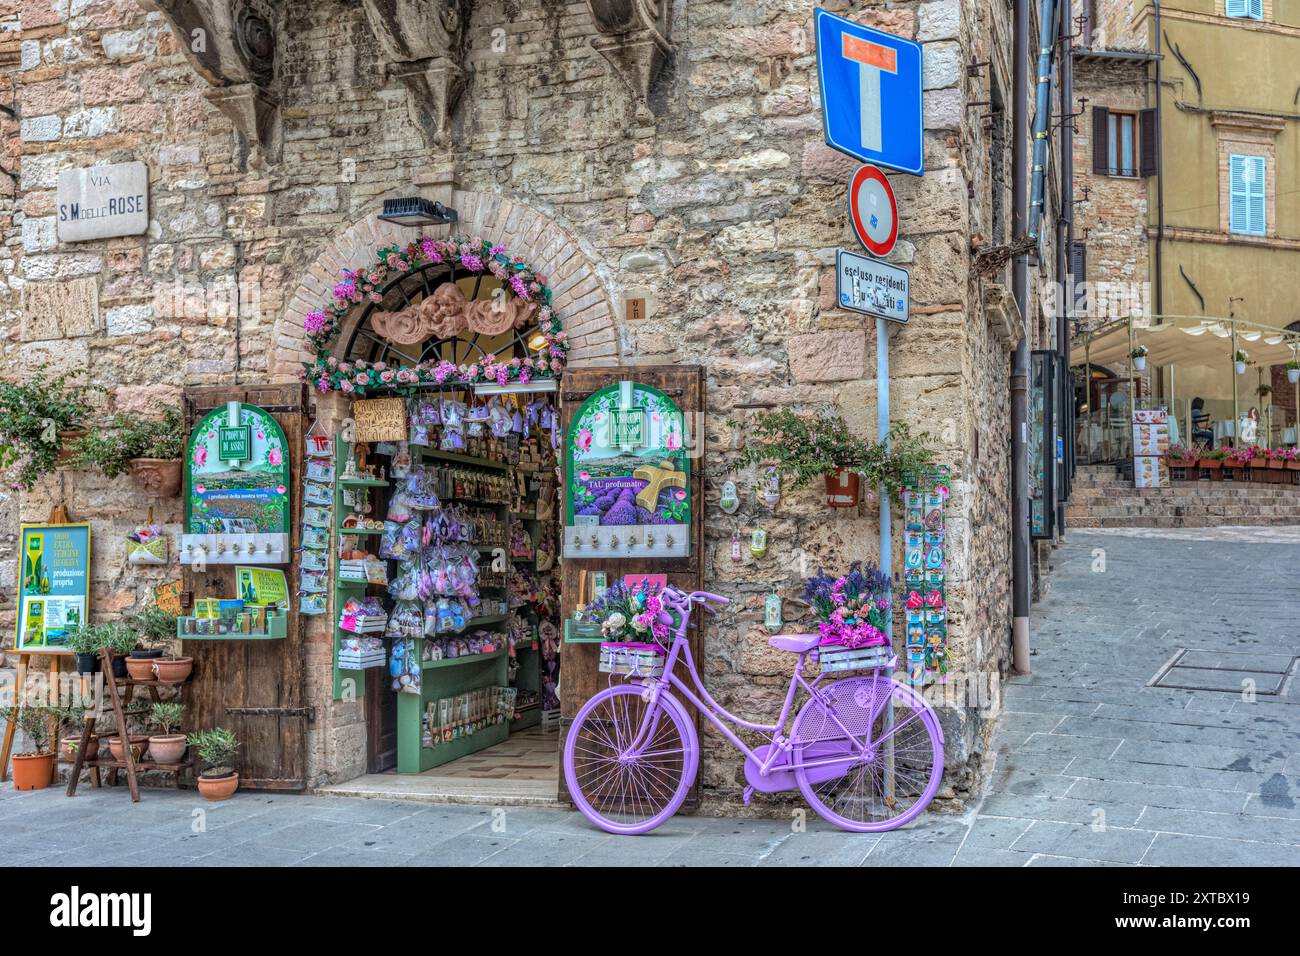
(1153, 0, 1164, 320)
(1057, 0, 1073, 530)
(1028, 0, 1059, 241)
(1011, 0, 1032, 675)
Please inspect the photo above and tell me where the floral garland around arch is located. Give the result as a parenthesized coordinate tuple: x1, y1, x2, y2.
(300, 235, 569, 395)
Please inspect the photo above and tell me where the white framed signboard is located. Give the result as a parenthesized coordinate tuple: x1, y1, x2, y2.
(57, 161, 148, 242)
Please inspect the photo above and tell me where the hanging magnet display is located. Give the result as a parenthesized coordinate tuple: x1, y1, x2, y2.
(719, 478, 740, 514)
(764, 592, 783, 632)
(902, 466, 950, 687)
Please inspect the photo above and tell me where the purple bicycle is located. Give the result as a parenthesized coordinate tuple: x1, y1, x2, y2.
(563, 585, 944, 834)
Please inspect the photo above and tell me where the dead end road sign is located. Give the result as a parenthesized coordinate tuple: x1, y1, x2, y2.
(815, 8, 923, 176)
(836, 248, 910, 324)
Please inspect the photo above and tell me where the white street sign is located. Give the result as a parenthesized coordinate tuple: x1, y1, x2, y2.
(836, 248, 909, 324)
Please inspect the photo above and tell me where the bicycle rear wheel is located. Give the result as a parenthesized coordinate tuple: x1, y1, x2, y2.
(792, 676, 943, 832)
(563, 684, 697, 835)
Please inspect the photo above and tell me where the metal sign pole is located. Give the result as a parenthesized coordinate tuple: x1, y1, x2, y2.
(878, 315, 897, 805)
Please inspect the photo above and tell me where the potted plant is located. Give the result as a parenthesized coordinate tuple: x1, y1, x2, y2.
(94, 621, 140, 680)
(188, 727, 240, 800)
(1287, 359, 1300, 385)
(1199, 448, 1226, 471)
(66, 624, 102, 675)
(146, 701, 187, 764)
(1166, 444, 1202, 469)
(153, 653, 193, 684)
(734, 407, 872, 507)
(1130, 345, 1148, 371)
(125, 604, 175, 680)
(1264, 448, 1286, 470)
(4, 706, 56, 790)
(0, 365, 97, 490)
(68, 408, 185, 497)
(1234, 349, 1249, 374)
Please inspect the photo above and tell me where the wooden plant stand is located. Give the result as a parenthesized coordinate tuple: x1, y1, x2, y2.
(65, 648, 197, 803)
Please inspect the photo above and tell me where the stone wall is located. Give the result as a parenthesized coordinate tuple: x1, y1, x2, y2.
(0, 0, 1034, 807)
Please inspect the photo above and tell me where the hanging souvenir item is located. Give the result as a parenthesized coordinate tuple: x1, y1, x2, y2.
(126, 522, 168, 565)
(719, 478, 740, 514)
(762, 467, 781, 508)
(730, 529, 742, 562)
(749, 528, 767, 560)
(903, 467, 950, 687)
(764, 593, 783, 632)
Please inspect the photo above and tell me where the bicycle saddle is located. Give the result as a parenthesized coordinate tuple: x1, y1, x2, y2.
(768, 633, 819, 654)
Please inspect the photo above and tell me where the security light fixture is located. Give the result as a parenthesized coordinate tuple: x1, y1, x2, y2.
(378, 197, 458, 227)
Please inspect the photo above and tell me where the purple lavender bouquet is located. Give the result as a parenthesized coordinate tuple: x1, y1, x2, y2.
(800, 562, 892, 649)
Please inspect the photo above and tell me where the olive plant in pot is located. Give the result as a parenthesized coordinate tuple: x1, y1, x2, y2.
(66, 624, 102, 675)
(95, 621, 140, 680)
(68, 408, 185, 497)
(732, 407, 873, 507)
(4, 706, 56, 790)
(0, 365, 98, 491)
(188, 727, 239, 800)
(125, 604, 175, 680)
(147, 702, 187, 764)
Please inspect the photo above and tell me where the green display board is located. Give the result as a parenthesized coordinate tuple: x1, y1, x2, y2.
(185, 402, 290, 535)
(15, 522, 90, 653)
(565, 381, 691, 559)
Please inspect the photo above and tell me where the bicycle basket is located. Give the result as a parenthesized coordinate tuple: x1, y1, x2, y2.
(817, 643, 892, 673)
(598, 642, 665, 678)
(792, 676, 892, 744)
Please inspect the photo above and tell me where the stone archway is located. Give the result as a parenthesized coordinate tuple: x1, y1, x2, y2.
(271, 190, 622, 381)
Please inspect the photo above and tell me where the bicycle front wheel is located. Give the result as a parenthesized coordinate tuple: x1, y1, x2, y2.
(792, 676, 944, 832)
(563, 684, 697, 835)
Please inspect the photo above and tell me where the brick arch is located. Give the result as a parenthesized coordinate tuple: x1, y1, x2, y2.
(271, 190, 622, 381)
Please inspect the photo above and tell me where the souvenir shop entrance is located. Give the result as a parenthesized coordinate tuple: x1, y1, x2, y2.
(298, 237, 704, 802)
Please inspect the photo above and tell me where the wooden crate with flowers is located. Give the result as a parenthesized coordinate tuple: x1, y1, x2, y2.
(800, 563, 894, 672)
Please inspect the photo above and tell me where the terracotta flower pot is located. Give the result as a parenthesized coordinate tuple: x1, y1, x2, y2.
(1267, 459, 1285, 470)
(1287, 460, 1300, 471)
(824, 469, 861, 507)
(147, 734, 187, 765)
(153, 657, 193, 683)
(59, 734, 98, 762)
(128, 458, 183, 498)
(197, 772, 239, 802)
(1199, 458, 1222, 470)
(107, 735, 148, 762)
(125, 657, 157, 682)
(1168, 459, 1198, 469)
(12, 752, 56, 790)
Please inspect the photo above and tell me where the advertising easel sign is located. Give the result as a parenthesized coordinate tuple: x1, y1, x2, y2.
(15, 523, 90, 652)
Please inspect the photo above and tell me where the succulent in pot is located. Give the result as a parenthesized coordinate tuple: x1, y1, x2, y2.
(188, 727, 239, 800)
(146, 701, 187, 765)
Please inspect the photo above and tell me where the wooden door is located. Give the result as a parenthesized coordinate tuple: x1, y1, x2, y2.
(558, 366, 705, 807)
(181, 384, 310, 791)
(365, 665, 397, 772)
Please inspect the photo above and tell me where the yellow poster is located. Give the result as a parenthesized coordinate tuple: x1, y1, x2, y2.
(235, 566, 288, 609)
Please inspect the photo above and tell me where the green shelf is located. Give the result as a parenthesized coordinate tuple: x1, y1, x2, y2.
(339, 476, 389, 488)
(418, 448, 509, 471)
(339, 527, 384, 535)
(421, 647, 506, 670)
(177, 613, 287, 641)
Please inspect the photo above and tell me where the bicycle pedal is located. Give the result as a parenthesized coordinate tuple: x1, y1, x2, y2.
(743, 785, 755, 807)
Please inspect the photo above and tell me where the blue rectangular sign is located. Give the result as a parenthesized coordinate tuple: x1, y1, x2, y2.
(815, 8, 924, 176)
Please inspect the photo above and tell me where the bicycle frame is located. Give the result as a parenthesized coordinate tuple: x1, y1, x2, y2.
(620, 589, 909, 781)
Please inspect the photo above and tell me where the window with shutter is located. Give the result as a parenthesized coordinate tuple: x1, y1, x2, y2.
(1139, 109, 1157, 177)
(1228, 153, 1267, 236)
(1107, 112, 1138, 176)
(1092, 106, 1109, 174)
(1225, 0, 1262, 18)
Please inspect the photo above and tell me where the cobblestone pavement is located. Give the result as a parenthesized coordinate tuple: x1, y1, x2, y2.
(4, 527, 1297, 866)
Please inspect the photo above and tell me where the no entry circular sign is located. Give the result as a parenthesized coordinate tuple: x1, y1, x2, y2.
(848, 164, 898, 258)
